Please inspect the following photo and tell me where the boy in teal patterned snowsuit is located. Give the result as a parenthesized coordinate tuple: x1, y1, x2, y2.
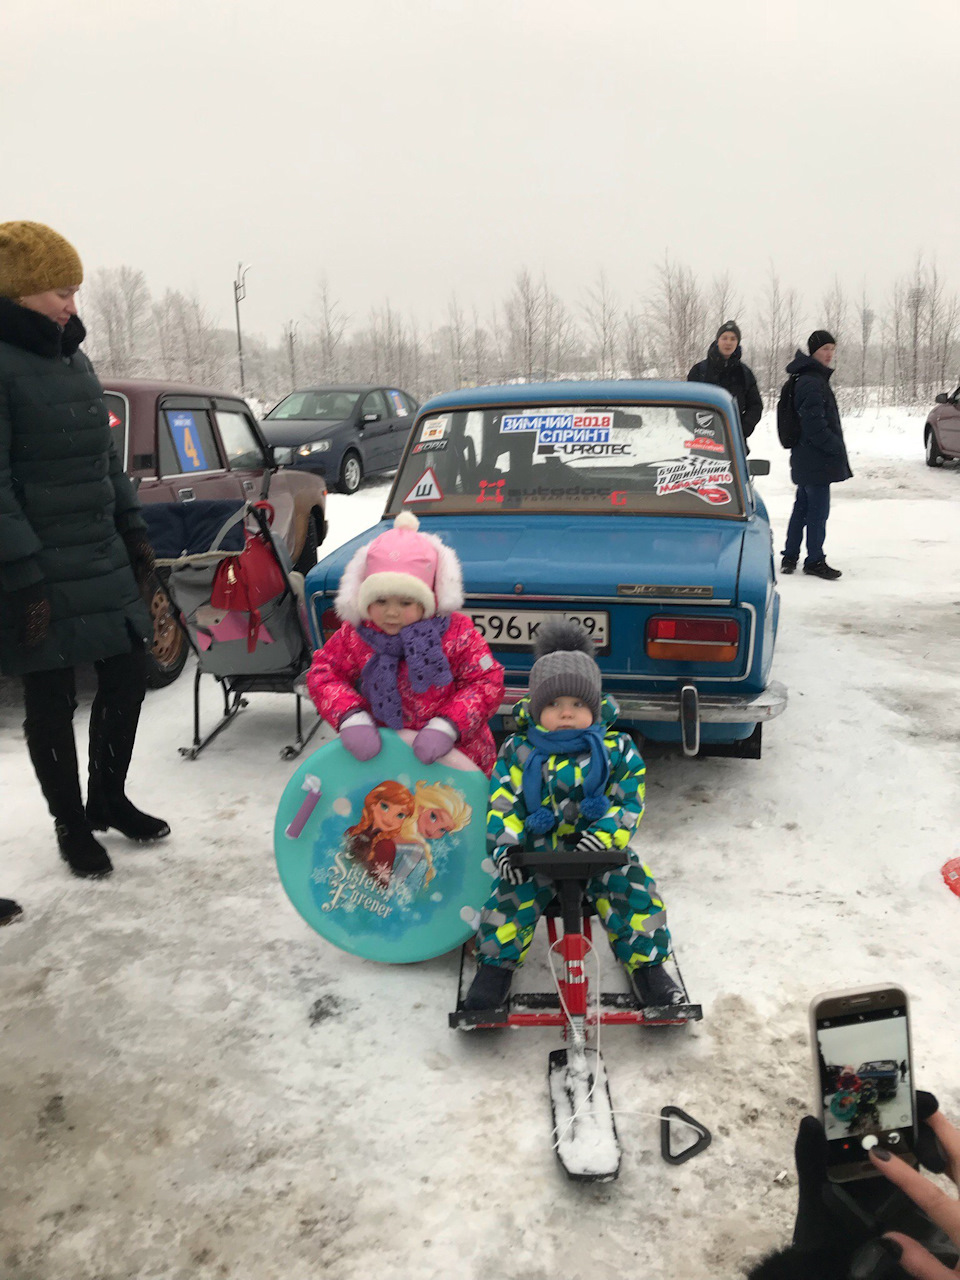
(463, 620, 682, 1011)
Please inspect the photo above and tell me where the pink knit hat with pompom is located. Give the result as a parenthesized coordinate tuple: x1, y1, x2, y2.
(335, 512, 464, 625)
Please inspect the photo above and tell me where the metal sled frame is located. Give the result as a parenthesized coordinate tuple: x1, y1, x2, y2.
(449, 850, 703, 1182)
(157, 502, 323, 761)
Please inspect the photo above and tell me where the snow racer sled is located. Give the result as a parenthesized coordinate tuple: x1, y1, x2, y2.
(449, 845, 703, 1182)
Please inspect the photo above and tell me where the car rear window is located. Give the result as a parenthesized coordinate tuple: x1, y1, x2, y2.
(387, 403, 744, 517)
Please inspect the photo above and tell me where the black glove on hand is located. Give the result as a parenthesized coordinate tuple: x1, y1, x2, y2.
(123, 533, 156, 589)
(494, 851, 524, 887)
(13, 583, 51, 650)
(749, 1092, 948, 1280)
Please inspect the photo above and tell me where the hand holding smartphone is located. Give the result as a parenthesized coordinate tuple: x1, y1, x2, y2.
(810, 984, 917, 1182)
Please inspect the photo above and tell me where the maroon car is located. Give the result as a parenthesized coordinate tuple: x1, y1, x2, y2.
(103, 379, 327, 687)
(925, 388, 960, 466)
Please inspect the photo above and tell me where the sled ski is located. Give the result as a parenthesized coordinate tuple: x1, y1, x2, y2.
(548, 1046, 621, 1182)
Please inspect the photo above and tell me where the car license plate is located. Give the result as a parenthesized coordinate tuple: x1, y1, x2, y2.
(468, 609, 609, 651)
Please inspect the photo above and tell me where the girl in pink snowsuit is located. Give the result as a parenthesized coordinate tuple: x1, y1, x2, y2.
(306, 513, 505, 775)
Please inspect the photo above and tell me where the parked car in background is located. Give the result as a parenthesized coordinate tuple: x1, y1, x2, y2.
(856, 1060, 900, 1099)
(303, 381, 786, 758)
(102, 379, 327, 688)
(260, 384, 419, 493)
(925, 387, 960, 466)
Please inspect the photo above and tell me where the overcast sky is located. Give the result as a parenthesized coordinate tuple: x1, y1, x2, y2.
(4, 0, 956, 342)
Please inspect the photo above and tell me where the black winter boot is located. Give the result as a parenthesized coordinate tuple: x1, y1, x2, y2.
(1, 898, 24, 925)
(23, 673, 114, 880)
(463, 965, 514, 1011)
(630, 963, 684, 1008)
(780, 556, 797, 575)
(86, 651, 170, 843)
(803, 559, 842, 580)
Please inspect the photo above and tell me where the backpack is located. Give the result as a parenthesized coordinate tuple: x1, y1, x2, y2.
(210, 502, 287, 652)
(776, 375, 801, 449)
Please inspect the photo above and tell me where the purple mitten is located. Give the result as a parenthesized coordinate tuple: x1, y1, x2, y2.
(339, 712, 382, 761)
(413, 718, 458, 765)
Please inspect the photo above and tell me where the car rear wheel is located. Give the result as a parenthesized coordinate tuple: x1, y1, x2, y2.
(145, 573, 188, 689)
(338, 450, 363, 494)
(925, 428, 944, 467)
(293, 511, 320, 576)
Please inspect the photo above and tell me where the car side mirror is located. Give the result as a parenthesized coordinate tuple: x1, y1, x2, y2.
(362, 412, 381, 424)
(747, 459, 770, 476)
(935, 393, 949, 404)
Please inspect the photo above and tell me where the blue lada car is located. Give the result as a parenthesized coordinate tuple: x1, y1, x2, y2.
(304, 381, 787, 758)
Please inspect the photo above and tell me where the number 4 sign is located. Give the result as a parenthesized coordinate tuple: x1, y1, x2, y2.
(404, 468, 443, 503)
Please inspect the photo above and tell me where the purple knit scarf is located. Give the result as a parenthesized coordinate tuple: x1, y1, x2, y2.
(359, 616, 452, 728)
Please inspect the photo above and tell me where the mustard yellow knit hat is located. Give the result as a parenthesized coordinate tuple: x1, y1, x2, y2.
(0, 221, 84, 298)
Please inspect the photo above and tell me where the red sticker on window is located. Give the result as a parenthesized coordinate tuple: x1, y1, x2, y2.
(684, 437, 724, 454)
(108, 411, 122, 429)
(477, 479, 504, 504)
(693, 486, 732, 505)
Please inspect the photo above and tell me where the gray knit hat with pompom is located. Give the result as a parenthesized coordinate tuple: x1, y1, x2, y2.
(528, 619, 602, 725)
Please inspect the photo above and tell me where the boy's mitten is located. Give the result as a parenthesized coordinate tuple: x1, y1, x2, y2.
(123, 532, 156, 589)
(13, 583, 51, 649)
(413, 718, 457, 764)
(494, 851, 525, 887)
(339, 711, 382, 761)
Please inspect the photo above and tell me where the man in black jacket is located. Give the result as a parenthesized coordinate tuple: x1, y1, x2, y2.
(781, 330, 852, 581)
(687, 320, 763, 446)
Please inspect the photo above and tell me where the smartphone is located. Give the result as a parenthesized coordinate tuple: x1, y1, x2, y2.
(809, 984, 917, 1182)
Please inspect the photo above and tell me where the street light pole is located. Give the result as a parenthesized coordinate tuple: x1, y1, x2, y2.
(234, 262, 252, 393)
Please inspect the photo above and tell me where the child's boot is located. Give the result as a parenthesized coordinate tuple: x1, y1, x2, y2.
(630, 962, 683, 1007)
(463, 964, 513, 1010)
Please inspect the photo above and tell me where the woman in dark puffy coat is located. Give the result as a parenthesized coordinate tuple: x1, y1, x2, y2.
(0, 221, 168, 890)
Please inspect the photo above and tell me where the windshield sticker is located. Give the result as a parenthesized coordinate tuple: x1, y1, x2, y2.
(650, 457, 733, 497)
(500, 411, 614, 443)
(412, 438, 448, 454)
(404, 468, 444, 503)
(693, 486, 732, 506)
(610, 491, 627, 506)
(477, 479, 505, 504)
(695, 411, 716, 428)
(420, 416, 449, 442)
(389, 390, 406, 415)
(537, 440, 631, 458)
(684, 437, 725, 454)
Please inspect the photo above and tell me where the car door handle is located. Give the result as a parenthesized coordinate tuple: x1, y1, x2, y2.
(178, 488, 196, 502)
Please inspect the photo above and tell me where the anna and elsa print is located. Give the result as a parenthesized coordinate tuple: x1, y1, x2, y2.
(344, 779, 472, 899)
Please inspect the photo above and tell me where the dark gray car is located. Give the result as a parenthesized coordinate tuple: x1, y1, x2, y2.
(261, 384, 419, 493)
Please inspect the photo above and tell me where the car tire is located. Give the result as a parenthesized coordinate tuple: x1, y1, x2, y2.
(293, 511, 320, 576)
(144, 572, 189, 689)
(338, 450, 363, 494)
(925, 428, 945, 467)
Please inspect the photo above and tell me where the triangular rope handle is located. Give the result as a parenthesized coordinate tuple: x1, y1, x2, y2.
(660, 1106, 712, 1165)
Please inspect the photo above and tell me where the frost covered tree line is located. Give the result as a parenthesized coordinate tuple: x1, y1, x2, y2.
(81, 256, 960, 415)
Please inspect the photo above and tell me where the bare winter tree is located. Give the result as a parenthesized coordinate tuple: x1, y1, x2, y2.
(83, 266, 153, 377)
(757, 266, 787, 401)
(582, 269, 620, 379)
(446, 293, 467, 388)
(542, 281, 580, 380)
(708, 272, 745, 336)
(821, 276, 848, 346)
(621, 308, 650, 378)
(314, 277, 346, 383)
(925, 263, 959, 397)
(647, 255, 707, 377)
(855, 287, 875, 410)
(470, 307, 490, 387)
(504, 268, 545, 380)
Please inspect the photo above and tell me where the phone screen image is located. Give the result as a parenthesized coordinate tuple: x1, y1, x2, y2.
(815, 1003, 914, 1169)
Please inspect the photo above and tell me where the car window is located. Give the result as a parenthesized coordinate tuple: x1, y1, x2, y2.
(214, 410, 265, 471)
(401, 392, 419, 415)
(386, 389, 409, 417)
(360, 390, 388, 420)
(387, 403, 744, 517)
(158, 407, 222, 476)
(266, 390, 360, 421)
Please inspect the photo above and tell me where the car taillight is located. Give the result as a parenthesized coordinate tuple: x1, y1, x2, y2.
(645, 615, 739, 662)
(321, 608, 341, 643)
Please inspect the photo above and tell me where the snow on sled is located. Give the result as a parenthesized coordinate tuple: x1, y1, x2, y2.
(549, 1047, 621, 1182)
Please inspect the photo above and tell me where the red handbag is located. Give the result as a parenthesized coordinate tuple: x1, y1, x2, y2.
(210, 503, 286, 652)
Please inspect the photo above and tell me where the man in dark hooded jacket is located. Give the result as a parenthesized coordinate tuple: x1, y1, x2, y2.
(687, 321, 763, 446)
(781, 330, 852, 580)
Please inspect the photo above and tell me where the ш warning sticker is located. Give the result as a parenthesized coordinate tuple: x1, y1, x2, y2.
(404, 468, 444, 503)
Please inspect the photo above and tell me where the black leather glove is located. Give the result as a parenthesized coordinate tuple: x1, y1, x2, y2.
(748, 1091, 951, 1280)
(12, 583, 51, 649)
(123, 532, 156, 589)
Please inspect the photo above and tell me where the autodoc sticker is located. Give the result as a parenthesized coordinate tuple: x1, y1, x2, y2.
(404, 468, 444, 503)
(684, 436, 725, 454)
(650, 457, 733, 498)
(420, 416, 449, 442)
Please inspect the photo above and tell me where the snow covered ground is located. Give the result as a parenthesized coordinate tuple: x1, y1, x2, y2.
(1, 409, 958, 1280)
